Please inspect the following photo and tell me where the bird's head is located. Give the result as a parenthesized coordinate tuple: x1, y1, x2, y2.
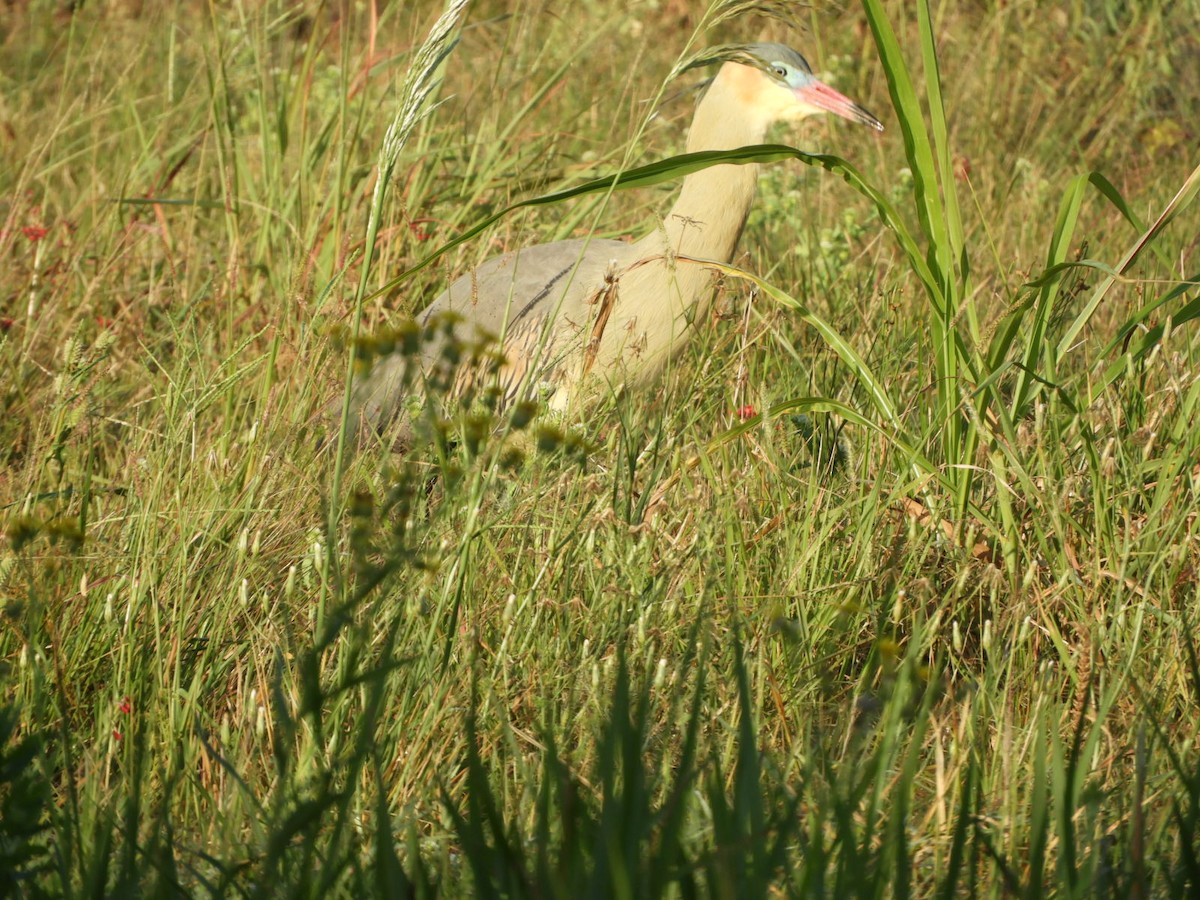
(717, 42, 884, 132)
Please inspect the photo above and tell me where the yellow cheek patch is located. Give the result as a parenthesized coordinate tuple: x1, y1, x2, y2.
(723, 62, 770, 107)
(722, 62, 793, 120)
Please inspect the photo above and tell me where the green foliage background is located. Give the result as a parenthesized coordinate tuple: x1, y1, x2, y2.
(1, 0, 1198, 894)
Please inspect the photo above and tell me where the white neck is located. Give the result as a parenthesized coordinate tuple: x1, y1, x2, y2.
(642, 65, 771, 263)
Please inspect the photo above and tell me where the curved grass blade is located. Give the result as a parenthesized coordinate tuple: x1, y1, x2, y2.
(362, 144, 942, 314)
(983, 172, 1159, 379)
(1093, 276, 1200, 401)
(696, 259, 902, 432)
(1056, 161, 1200, 359)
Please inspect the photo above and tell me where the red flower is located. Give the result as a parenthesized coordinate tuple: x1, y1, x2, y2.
(22, 226, 48, 242)
(112, 729, 123, 741)
(735, 404, 757, 421)
(0, 317, 12, 333)
(409, 217, 437, 242)
(119, 696, 132, 715)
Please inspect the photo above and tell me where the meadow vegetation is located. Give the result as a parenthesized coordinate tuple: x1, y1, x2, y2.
(2, 0, 1199, 894)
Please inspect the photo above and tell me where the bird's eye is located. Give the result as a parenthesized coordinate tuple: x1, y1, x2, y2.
(773, 65, 788, 78)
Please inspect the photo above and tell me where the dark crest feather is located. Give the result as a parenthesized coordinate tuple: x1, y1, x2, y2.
(663, 0, 814, 111)
(673, 42, 813, 89)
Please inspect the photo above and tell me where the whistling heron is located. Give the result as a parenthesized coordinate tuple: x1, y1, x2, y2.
(337, 42, 882, 444)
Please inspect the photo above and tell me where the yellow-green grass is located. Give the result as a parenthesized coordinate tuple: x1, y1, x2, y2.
(1, 0, 1198, 894)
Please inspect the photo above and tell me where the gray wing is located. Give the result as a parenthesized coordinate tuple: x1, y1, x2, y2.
(419, 237, 627, 335)
(339, 237, 629, 440)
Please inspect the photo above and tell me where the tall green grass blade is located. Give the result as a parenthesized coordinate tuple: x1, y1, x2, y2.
(918, 2, 964, 287)
(862, 0, 980, 520)
(860, 0, 949, 306)
(1009, 172, 1088, 418)
(1028, 716, 1051, 898)
(937, 752, 977, 900)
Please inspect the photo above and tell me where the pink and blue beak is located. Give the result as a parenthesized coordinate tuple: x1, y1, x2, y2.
(744, 42, 884, 132)
(796, 78, 884, 131)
